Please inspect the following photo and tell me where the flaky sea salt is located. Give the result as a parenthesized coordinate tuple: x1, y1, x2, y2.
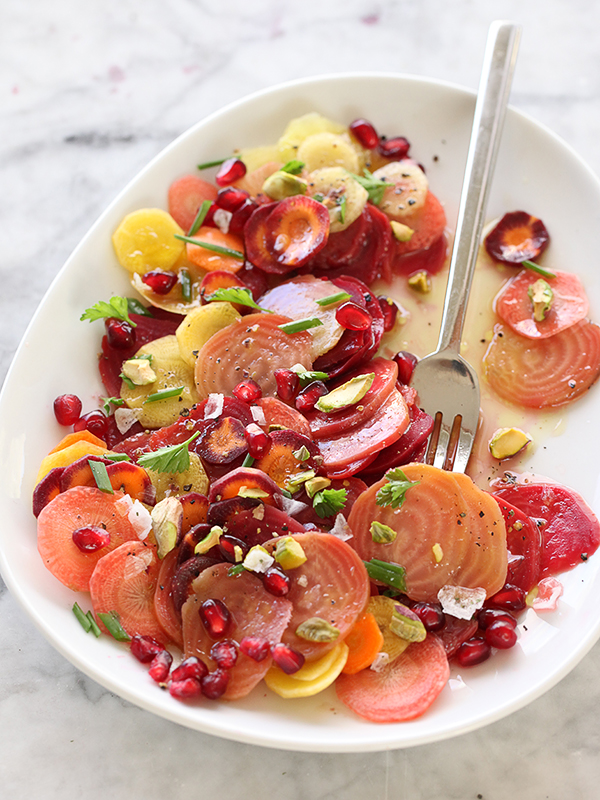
(437, 585, 486, 620)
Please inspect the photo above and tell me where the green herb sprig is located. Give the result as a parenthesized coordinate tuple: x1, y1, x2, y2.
(81, 296, 135, 326)
(137, 431, 200, 474)
(375, 467, 419, 510)
(313, 488, 348, 518)
(204, 286, 272, 313)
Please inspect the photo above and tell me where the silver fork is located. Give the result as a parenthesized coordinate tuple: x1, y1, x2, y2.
(410, 20, 521, 472)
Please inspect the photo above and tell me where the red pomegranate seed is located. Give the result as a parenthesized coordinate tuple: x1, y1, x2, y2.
(215, 157, 247, 187)
(233, 378, 262, 403)
(335, 301, 372, 331)
(199, 598, 232, 638)
(210, 640, 238, 670)
(141, 270, 178, 295)
(295, 381, 329, 413)
(218, 534, 248, 563)
(73, 409, 108, 439)
(411, 602, 446, 633)
(477, 608, 517, 630)
(104, 317, 135, 349)
(130, 635, 165, 664)
(72, 526, 110, 553)
(169, 677, 202, 700)
(239, 636, 271, 662)
(271, 643, 305, 674)
(202, 202, 219, 228)
(216, 186, 250, 212)
(201, 668, 230, 699)
(229, 198, 259, 236)
(171, 656, 208, 682)
(148, 649, 173, 683)
(486, 584, 526, 612)
(484, 620, 518, 650)
(244, 423, 271, 459)
(53, 393, 82, 426)
(455, 636, 491, 667)
(378, 136, 410, 159)
(393, 351, 419, 385)
(263, 567, 290, 597)
(349, 118, 379, 150)
(274, 368, 300, 402)
(378, 297, 399, 333)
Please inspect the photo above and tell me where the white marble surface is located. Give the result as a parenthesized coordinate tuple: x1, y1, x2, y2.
(3, 1, 600, 797)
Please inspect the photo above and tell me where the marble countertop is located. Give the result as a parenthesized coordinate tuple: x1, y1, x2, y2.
(3, 1, 600, 797)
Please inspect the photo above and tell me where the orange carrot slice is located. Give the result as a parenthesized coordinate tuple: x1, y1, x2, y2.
(252, 430, 320, 489)
(168, 175, 217, 232)
(483, 320, 600, 408)
(154, 548, 183, 648)
(341, 612, 385, 674)
(185, 225, 245, 273)
(48, 430, 107, 454)
(233, 161, 281, 198)
(36, 441, 109, 483)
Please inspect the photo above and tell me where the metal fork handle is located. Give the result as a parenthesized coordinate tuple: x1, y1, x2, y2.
(437, 20, 521, 353)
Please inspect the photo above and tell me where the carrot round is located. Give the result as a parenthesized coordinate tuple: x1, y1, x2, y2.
(185, 225, 245, 273)
(341, 611, 385, 674)
(47, 429, 107, 454)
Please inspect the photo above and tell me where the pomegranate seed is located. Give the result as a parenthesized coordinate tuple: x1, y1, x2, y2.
(171, 656, 208, 682)
(216, 186, 250, 212)
(244, 423, 271, 459)
(130, 635, 165, 664)
(233, 378, 262, 404)
(378, 297, 399, 333)
(148, 649, 173, 683)
(218, 534, 248, 563)
(72, 526, 110, 553)
(477, 608, 517, 630)
(239, 636, 271, 662)
(393, 351, 419, 385)
(274, 368, 300, 402)
(378, 136, 410, 159)
(271, 643, 305, 674)
(169, 677, 202, 700)
(104, 317, 135, 349)
(73, 409, 108, 439)
(455, 636, 491, 667)
(53, 393, 82, 426)
(484, 620, 518, 650)
(215, 157, 247, 187)
(411, 602, 446, 633)
(210, 640, 238, 670)
(229, 198, 259, 236)
(202, 202, 219, 228)
(349, 118, 379, 150)
(295, 381, 329, 413)
(141, 269, 178, 295)
(201, 668, 230, 699)
(486, 584, 526, 612)
(263, 567, 290, 597)
(199, 598, 232, 638)
(335, 302, 372, 331)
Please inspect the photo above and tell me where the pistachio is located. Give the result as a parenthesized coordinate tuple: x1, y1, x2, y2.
(432, 543, 443, 563)
(194, 524, 223, 556)
(121, 357, 157, 386)
(274, 536, 307, 570)
(488, 427, 532, 460)
(407, 270, 432, 293)
(151, 496, 183, 559)
(528, 278, 553, 322)
(305, 476, 332, 498)
(370, 520, 397, 544)
(389, 604, 427, 642)
(237, 485, 270, 499)
(296, 617, 340, 643)
(390, 220, 415, 242)
(262, 170, 308, 200)
(314, 372, 375, 413)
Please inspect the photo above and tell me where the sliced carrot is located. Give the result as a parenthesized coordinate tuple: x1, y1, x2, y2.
(36, 441, 109, 484)
(392, 191, 447, 255)
(483, 320, 600, 408)
(180, 492, 209, 534)
(494, 268, 589, 339)
(168, 175, 217, 232)
(207, 466, 281, 507)
(185, 225, 245, 273)
(154, 548, 183, 647)
(195, 416, 248, 464)
(256, 396, 313, 439)
(485, 210, 550, 264)
(253, 430, 320, 489)
(341, 612, 385, 674)
(48, 430, 107, 454)
(233, 161, 282, 199)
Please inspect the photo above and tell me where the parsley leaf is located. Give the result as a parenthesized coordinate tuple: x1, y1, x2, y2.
(351, 169, 388, 205)
(137, 431, 200, 474)
(101, 396, 125, 415)
(80, 296, 136, 326)
(375, 467, 419, 509)
(204, 286, 272, 313)
(313, 488, 348, 519)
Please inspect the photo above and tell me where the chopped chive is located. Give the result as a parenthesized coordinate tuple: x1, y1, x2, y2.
(363, 558, 407, 592)
(87, 611, 102, 637)
(144, 386, 185, 404)
(180, 268, 192, 301)
(315, 291, 351, 307)
(241, 454, 255, 468)
(197, 157, 228, 170)
(228, 564, 246, 577)
(97, 611, 131, 642)
(278, 317, 324, 334)
(104, 453, 132, 463)
(338, 194, 347, 224)
(126, 297, 153, 317)
(280, 488, 293, 499)
(188, 199, 212, 236)
(174, 234, 244, 260)
(522, 260, 556, 279)
(89, 460, 114, 494)
(73, 602, 92, 632)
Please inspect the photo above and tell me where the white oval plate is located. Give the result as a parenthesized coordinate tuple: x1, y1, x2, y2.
(2, 73, 600, 753)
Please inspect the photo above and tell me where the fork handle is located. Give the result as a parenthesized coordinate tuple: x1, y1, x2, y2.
(437, 20, 521, 353)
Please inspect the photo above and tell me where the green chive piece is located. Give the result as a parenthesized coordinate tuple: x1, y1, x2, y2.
(241, 454, 255, 468)
(87, 611, 102, 637)
(522, 260, 557, 279)
(180, 268, 192, 301)
(278, 317, 324, 334)
(338, 194, 347, 224)
(89, 460, 114, 494)
(188, 199, 212, 236)
(315, 291, 352, 307)
(73, 602, 92, 633)
(363, 558, 407, 592)
(126, 297, 153, 317)
(228, 564, 246, 577)
(197, 157, 228, 170)
(144, 386, 185, 404)
(97, 611, 131, 642)
(174, 234, 244, 260)
(104, 453, 132, 463)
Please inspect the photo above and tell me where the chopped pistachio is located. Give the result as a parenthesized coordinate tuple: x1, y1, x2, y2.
(237, 485, 270, 499)
(151, 496, 183, 559)
(295, 617, 340, 643)
(304, 476, 331, 498)
(121, 357, 157, 386)
(407, 270, 432, 293)
(194, 525, 223, 555)
(390, 220, 415, 242)
(528, 278, 554, 322)
(262, 170, 308, 200)
(489, 427, 532, 461)
(273, 536, 307, 570)
(432, 543, 443, 563)
(389, 603, 427, 642)
(243, 544, 275, 573)
(370, 520, 397, 544)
